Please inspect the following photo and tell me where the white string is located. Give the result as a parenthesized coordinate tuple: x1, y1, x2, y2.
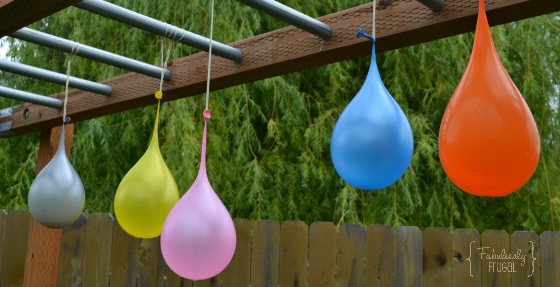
(373, 0, 376, 39)
(205, 0, 215, 111)
(63, 42, 80, 123)
(159, 24, 186, 92)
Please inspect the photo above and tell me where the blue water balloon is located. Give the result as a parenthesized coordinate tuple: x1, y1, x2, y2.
(330, 29, 413, 191)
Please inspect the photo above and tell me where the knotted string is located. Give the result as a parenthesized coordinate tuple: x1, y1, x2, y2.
(203, 0, 215, 121)
(63, 42, 80, 124)
(357, 0, 377, 43)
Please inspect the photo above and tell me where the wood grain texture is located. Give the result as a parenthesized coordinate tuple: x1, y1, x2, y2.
(109, 220, 140, 287)
(366, 225, 393, 287)
(0, 0, 83, 38)
(279, 221, 308, 287)
(422, 228, 451, 286)
(337, 223, 365, 287)
(4, 0, 560, 138)
(55, 214, 88, 287)
(138, 237, 165, 287)
(540, 231, 560, 287)
(165, 264, 194, 287)
(308, 222, 336, 287)
(481, 230, 510, 287)
(394, 226, 422, 287)
(82, 213, 114, 287)
(0, 210, 8, 284)
(452, 229, 481, 287)
(510, 231, 539, 287)
(250, 220, 280, 287)
(24, 124, 73, 287)
(192, 274, 221, 287)
(0, 210, 30, 287)
(221, 219, 251, 287)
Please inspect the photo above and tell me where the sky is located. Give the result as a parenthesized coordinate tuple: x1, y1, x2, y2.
(0, 41, 8, 60)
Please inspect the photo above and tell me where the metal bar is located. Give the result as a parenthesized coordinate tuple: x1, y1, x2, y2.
(234, 0, 332, 40)
(0, 59, 112, 96)
(416, 0, 445, 12)
(0, 86, 62, 109)
(74, 0, 243, 62)
(8, 28, 171, 80)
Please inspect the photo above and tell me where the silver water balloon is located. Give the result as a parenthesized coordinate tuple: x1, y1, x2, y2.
(28, 125, 85, 228)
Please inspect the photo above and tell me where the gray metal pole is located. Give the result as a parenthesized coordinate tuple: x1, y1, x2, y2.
(0, 86, 63, 109)
(74, 0, 243, 62)
(416, 0, 445, 12)
(8, 28, 171, 80)
(234, 0, 332, 40)
(0, 59, 112, 96)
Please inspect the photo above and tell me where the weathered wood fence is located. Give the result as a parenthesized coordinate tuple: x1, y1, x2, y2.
(0, 210, 559, 287)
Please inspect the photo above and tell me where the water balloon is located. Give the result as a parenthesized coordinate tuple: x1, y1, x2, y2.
(439, 0, 540, 197)
(29, 125, 85, 229)
(330, 29, 413, 191)
(161, 110, 236, 281)
(114, 102, 180, 238)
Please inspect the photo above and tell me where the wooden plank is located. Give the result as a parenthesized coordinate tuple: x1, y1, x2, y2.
(279, 221, 308, 287)
(0, 210, 8, 284)
(0, 0, 83, 38)
(309, 222, 336, 287)
(192, 274, 220, 287)
(221, 219, 252, 287)
(250, 220, 280, 287)
(55, 214, 88, 287)
(165, 264, 193, 287)
(24, 124, 74, 287)
(337, 223, 365, 287)
(510, 231, 539, 287)
(0, 210, 30, 287)
(452, 229, 481, 287)
(394, 226, 422, 287)
(138, 237, 165, 287)
(82, 213, 114, 287)
(365, 225, 393, 287)
(109, 220, 140, 287)
(481, 230, 511, 287)
(422, 228, 451, 286)
(4, 0, 560, 138)
(541, 231, 560, 286)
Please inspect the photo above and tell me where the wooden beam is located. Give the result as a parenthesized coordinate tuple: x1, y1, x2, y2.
(1, 0, 559, 137)
(0, 0, 83, 38)
(22, 124, 74, 287)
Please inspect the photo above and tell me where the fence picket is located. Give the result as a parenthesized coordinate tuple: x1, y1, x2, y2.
(366, 225, 393, 287)
(541, 231, 560, 286)
(110, 220, 140, 287)
(221, 219, 251, 287)
(422, 227, 451, 286)
(510, 231, 539, 287)
(138, 237, 165, 287)
(279, 221, 308, 287)
(250, 220, 280, 287)
(452, 229, 481, 287)
(0, 210, 7, 284)
(193, 274, 221, 287)
(481, 230, 510, 287)
(82, 213, 114, 287)
(337, 223, 365, 287)
(55, 214, 88, 287)
(308, 222, 336, 287)
(165, 264, 193, 287)
(395, 226, 422, 287)
(0, 210, 30, 287)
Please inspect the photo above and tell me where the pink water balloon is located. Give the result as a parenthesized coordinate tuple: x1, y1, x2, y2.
(161, 110, 236, 281)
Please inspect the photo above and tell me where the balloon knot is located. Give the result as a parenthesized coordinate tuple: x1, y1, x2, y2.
(203, 109, 211, 120)
(357, 28, 375, 43)
(155, 91, 163, 99)
(63, 117, 71, 124)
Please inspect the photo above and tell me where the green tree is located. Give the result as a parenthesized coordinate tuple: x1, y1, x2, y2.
(1, 0, 559, 234)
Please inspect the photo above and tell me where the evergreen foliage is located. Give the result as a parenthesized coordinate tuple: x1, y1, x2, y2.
(1, 0, 559, 234)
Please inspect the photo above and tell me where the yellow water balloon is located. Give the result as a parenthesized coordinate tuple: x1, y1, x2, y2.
(115, 98, 180, 238)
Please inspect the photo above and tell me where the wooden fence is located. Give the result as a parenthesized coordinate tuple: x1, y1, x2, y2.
(0, 210, 559, 287)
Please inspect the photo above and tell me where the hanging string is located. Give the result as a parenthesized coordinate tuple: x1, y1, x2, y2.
(372, 0, 376, 39)
(203, 0, 215, 120)
(63, 42, 80, 124)
(157, 24, 186, 97)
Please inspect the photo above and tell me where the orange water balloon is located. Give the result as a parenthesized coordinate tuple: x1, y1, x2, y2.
(439, 0, 540, 197)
